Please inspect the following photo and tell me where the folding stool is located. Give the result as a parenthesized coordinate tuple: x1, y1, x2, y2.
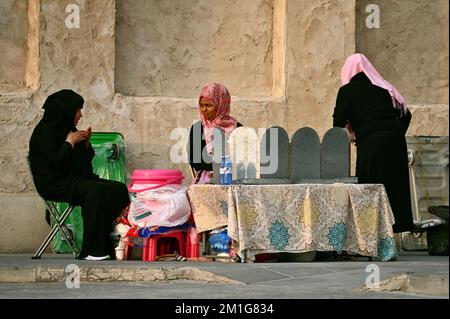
(26, 156, 80, 259)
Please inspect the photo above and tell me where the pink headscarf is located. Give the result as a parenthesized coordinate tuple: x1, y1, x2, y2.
(199, 83, 238, 155)
(341, 53, 408, 115)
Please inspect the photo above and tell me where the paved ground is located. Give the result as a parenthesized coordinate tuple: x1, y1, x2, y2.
(0, 252, 447, 299)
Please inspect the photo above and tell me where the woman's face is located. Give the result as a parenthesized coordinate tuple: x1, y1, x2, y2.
(74, 108, 82, 126)
(200, 97, 217, 121)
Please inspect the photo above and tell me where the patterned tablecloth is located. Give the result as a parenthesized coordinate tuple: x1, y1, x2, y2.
(188, 184, 397, 262)
(187, 185, 230, 233)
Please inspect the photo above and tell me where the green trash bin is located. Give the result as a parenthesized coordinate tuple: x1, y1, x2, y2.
(50, 132, 126, 254)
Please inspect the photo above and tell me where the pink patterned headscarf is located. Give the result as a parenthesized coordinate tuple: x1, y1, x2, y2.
(341, 53, 408, 115)
(199, 83, 237, 155)
(341, 53, 408, 141)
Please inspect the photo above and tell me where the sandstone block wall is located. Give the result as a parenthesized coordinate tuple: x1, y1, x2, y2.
(115, 0, 274, 98)
(0, 0, 447, 252)
(0, 0, 28, 90)
(356, 0, 449, 105)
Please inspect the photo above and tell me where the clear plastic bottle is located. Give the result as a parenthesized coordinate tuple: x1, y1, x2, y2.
(224, 155, 233, 185)
(220, 156, 226, 184)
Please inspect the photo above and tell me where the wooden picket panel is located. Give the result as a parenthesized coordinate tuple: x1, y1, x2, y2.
(260, 126, 289, 179)
(320, 127, 350, 179)
(291, 127, 321, 181)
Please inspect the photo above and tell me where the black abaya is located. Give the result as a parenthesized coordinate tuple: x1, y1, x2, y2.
(29, 89, 130, 259)
(70, 178, 129, 259)
(333, 73, 414, 233)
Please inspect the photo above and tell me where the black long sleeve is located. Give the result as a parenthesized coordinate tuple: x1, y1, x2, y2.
(399, 110, 412, 134)
(331, 73, 406, 144)
(187, 121, 243, 172)
(333, 87, 350, 128)
(29, 122, 96, 199)
(30, 123, 74, 171)
(188, 121, 213, 171)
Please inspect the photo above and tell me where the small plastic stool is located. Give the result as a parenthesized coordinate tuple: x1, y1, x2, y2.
(143, 231, 186, 261)
(124, 236, 147, 261)
(186, 227, 200, 259)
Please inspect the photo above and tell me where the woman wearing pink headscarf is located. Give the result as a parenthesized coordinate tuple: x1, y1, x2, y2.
(188, 82, 242, 183)
(333, 53, 413, 233)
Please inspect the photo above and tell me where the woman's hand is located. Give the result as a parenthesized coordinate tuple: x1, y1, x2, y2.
(345, 123, 356, 143)
(66, 131, 86, 148)
(84, 127, 92, 149)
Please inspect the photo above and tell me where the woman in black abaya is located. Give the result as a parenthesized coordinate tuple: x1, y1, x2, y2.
(333, 54, 414, 234)
(29, 89, 130, 260)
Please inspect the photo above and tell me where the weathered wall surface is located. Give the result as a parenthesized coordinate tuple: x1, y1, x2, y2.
(0, 0, 448, 252)
(115, 0, 274, 97)
(356, 0, 449, 105)
(0, 0, 28, 90)
(408, 104, 449, 136)
(285, 0, 356, 137)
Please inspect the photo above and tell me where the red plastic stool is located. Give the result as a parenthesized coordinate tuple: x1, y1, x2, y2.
(124, 236, 147, 261)
(142, 231, 186, 261)
(186, 227, 200, 259)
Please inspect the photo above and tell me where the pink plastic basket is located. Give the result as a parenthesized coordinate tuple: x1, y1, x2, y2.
(128, 169, 184, 192)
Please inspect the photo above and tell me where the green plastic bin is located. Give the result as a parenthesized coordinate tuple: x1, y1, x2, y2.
(50, 132, 126, 253)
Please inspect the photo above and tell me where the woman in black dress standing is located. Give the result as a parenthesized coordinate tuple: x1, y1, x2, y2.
(29, 89, 130, 260)
(333, 54, 414, 234)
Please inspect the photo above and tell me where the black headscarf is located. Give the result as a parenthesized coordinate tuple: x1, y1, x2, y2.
(41, 89, 84, 134)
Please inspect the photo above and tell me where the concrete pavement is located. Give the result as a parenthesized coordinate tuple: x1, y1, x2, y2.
(0, 252, 448, 299)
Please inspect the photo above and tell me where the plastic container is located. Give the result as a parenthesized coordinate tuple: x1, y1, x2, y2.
(220, 156, 232, 185)
(224, 156, 232, 185)
(128, 169, 184, 193)
(427, 206, 449, 256)
(220, 157, 226, 184)
(426, 224, 449, 256)
(208, 228, 231, 253)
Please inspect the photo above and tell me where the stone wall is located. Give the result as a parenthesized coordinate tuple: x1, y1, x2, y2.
(0, 0, 447, 252)
(115, 0, 274, 97)
(285, 0, 356, 137)
(0, 0, 28, 90)
(356, 0, 449, 105)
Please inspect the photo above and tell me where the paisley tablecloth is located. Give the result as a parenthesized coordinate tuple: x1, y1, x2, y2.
(188, 184, 397, 261)
(187, 185, 230, 233)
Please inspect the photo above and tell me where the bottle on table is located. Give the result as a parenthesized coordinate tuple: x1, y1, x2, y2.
(224, 155, 232, 185)
(220, 156, 226, 184)
(220, 155, 233, 185)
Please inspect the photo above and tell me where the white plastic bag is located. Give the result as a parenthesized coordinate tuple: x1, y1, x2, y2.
(128, 185, 191, 227)
(112, 223, 130, 260)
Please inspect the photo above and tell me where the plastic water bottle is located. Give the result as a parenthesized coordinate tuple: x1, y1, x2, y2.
(220, 156, 226, 184)
(224, 155, 233, 185)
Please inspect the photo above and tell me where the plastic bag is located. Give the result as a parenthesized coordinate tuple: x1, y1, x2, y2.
(112, 223, 130, 260)
(128, 185, 191, 228)
(208, 228, 231, 253)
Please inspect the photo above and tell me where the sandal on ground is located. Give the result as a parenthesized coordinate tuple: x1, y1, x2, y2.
(155, 254, 186, 262)
(175, 254, 187, 261)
